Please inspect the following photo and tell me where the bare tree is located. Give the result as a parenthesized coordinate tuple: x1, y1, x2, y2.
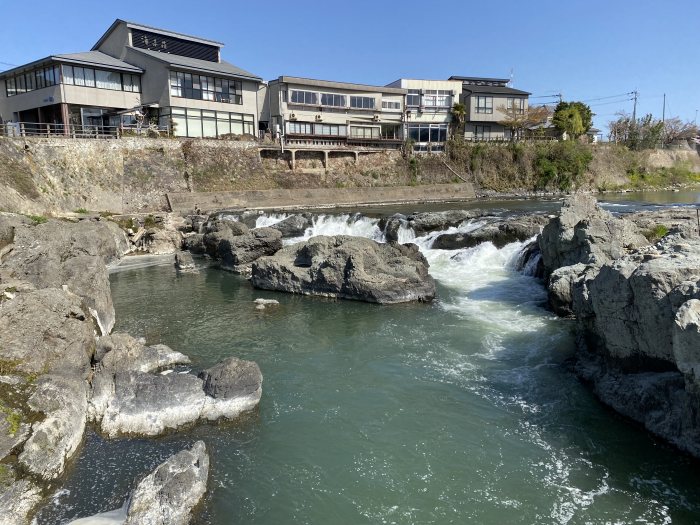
(498, 104, 550, 141)
(663, 117, 698, 145)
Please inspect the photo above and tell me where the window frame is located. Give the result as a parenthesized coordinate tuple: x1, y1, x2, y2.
(475, 96, 493, 114)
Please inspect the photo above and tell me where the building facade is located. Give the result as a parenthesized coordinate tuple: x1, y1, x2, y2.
(261, 76, 407, 148)
(0, 19, 262, 138)
(449, 76, 530, 141)
(386, 79, 462, 152)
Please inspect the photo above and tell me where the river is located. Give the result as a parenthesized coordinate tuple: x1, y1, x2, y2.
(37, 191, 700, 524)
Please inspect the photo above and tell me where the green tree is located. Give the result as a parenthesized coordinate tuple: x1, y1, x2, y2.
(553, 107, 585, 139)
(450, 103, 467, 136)
(552, 101, 593, 138)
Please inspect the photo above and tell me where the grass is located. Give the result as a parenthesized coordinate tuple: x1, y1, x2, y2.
(0, 401, 21, 436)
(0, 359, 20, 375)
(27, 215, 48, 225)
(144, 214, 158, 229)
(627, 164, 700, 189)
(643, 224, 670, 242)
(74, 207, 89, 214)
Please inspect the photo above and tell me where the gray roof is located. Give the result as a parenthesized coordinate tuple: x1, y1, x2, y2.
(462, 84, 531, 96)
(449, 76, 511, 84)
(127, 47, 261, 81)
(53, 51, 143, 72)
(93, 19, 224, 51)
(276, 76, 407, 95)
(0, 51, 142, 78)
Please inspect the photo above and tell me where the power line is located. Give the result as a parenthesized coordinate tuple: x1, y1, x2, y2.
(0, 60, 18, 67)
(580, 92, 634, 103)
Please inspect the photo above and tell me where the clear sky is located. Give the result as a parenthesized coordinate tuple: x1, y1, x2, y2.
(1, 0, 698, 133)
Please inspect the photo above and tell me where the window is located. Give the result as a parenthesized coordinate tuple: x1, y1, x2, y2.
(314, 123, 346, 136)
(95, 70, 121, 90)
(5, 65, 60, 96)
(408, 123, 448, 143)
(169, 71, 242, 104)
(320, 93, 346, 107)
(290, 90, 318, 105)
(350, 125, 380, 138)
(382, 100, 401, 110)
(122, 74, 141, 93)
(407, 89, 420, 107)
(506, 97, 525, 114)
(475, 96, 493, 114)
(288, 121, 313, 134)
(381, 124, 400, 139)
(423, 90, 452, 107)
(350, 96, 375, 109)
(474, 125, 491, 140)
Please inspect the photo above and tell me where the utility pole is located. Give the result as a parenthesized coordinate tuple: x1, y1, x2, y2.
(662, 93, 666, 124)
(632, 90, 639, 122)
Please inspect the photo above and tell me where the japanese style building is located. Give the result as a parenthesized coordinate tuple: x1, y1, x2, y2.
(0, 19, 262, 138)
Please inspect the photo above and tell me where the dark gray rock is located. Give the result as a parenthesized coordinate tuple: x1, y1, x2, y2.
(432, 215, 548, 250)
(251, 235, 435, 304)
(378, 214, 407, 243)
(203, 218, 249, 236)
(182, 233, 205, 254)
(175, 250, 197, 272)
(269, 214, 312, 238)
(199, 357, 262, 400)
(204, 227, 282, 273)
(125, 441, 209, 525)
(407, 210, 478, 236)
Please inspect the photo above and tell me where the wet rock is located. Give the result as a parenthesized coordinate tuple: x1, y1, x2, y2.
(199, 357, 262, 420)
(182, 233, 205, 254)
(432, 215, 548, 250)
(124, 441, 209, 525)
(378, 214, 407, 243)
(139, 227, 182, 255)
(268, 214, 312, 238)
(251, 235, 435, 304)
(407, 210, 477, 236)
(175, 250, 197, 272)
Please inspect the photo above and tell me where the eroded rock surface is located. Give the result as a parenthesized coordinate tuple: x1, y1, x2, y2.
(203, 224, 282, 274)
(251, 235, 435, 303)
(432, 215, 548, 250)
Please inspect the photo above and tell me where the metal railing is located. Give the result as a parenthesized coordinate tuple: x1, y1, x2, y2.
(0, 122, 171, 139)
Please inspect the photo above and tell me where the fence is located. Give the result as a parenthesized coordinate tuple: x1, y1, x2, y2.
(0, 122, 171, 139)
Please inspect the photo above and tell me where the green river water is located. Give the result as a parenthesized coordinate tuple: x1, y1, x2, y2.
(36, 193, 700, 524)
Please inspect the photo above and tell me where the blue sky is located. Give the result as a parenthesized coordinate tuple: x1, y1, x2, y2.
(1, 0, 698, 133)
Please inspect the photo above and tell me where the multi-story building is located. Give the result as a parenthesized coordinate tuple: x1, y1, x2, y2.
(0, 19, 262, 138)
(449, 76, 530, 141)
(386, 79, 462, 152)
(261, 76, 407, 148)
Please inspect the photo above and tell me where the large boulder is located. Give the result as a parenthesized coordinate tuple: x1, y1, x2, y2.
(124, 441, 209, 525)
(251, 235, 435, 304)
(204, 227, 282, 273)
(0, 288, 95, 378)
(268, 214, 312, 238)
(0, 479, 43, 525)
(539, 195, 648, 276)
(407, 210, 478, 236)
(571, 234, 700, 457)
(198, 357, 263, 420)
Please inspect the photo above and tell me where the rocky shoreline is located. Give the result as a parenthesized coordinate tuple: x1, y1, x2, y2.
(0, 213, 262, 524)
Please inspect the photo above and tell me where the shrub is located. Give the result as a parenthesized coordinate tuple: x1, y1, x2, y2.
(643, 224, 670, 242)
(534, 141, 593, 191)
(74, 207, 88, 214)
(27, 215, 48, 225)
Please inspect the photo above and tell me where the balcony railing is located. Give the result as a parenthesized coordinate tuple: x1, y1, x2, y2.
(0, 122, 171, 139)
(284, 133, 403, 150)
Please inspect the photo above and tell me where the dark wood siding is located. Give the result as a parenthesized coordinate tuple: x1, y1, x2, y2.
(132, 29, 218, 62)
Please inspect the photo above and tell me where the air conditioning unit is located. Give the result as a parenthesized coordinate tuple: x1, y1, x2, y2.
(315, 115, 323, 121)
(289, 113, 297, 121)
(372, 115, 380, 122)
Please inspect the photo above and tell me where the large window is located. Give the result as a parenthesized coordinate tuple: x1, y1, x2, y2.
(475, 96, 493, 114)
(5, 65, 60, 96)
(382, 100, 401, 110)
(290, 90, 318, 105)
(350, 125, 380, 138)
(62, 65, 140, 93)
(407, 89, 421, 107)
(350, 96, 375, 109)
(507, 97, 525, 114)
(423, 90, 452, 107)
(408, 123, 448, 143)
(169, 71, 242, 104)
(165, 107, 254, 137)
(314, 123, 346, 136)
(287, 121, 313, 134)
(320, 93, 346, 107)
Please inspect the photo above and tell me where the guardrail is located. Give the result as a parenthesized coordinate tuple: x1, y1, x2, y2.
(0, 122, 171, 139)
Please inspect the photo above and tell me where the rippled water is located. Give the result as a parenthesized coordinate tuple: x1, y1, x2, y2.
(38, 205, 700, 524)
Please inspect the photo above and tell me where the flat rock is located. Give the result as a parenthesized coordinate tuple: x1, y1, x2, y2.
(124, 441, 209, 525)
(251, 235, 435, 304)
(0, 479, 43, 525)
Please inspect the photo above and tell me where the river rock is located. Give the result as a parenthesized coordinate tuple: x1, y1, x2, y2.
(269, 214, 312, 238)
(432, 215, 548, 250)
(139, 227, 182, 255)
(378, 214, 407, 242)
(204, 227, 282, 273)
(547, 263, 587, 317)
(198, 357, 263, 420)
(0, 479, 43, 525)
(539, 195, 648, 276)
(19, 374, 89, 480)
(182, 233, 205, 254)
(124, 441, 209, 525)
(203, 218, 249, 236)
(251, 235, 435, 303)
(175, 250, 197, 272)
(407, 210, 478, 236)
(0, 288, 95, 377)
(571, 234, 700, 457)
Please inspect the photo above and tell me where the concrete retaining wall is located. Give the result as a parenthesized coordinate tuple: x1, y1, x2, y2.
(167, 183, 476, 212)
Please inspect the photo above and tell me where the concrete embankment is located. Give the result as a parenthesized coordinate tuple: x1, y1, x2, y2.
(166, 183, 476, 212)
